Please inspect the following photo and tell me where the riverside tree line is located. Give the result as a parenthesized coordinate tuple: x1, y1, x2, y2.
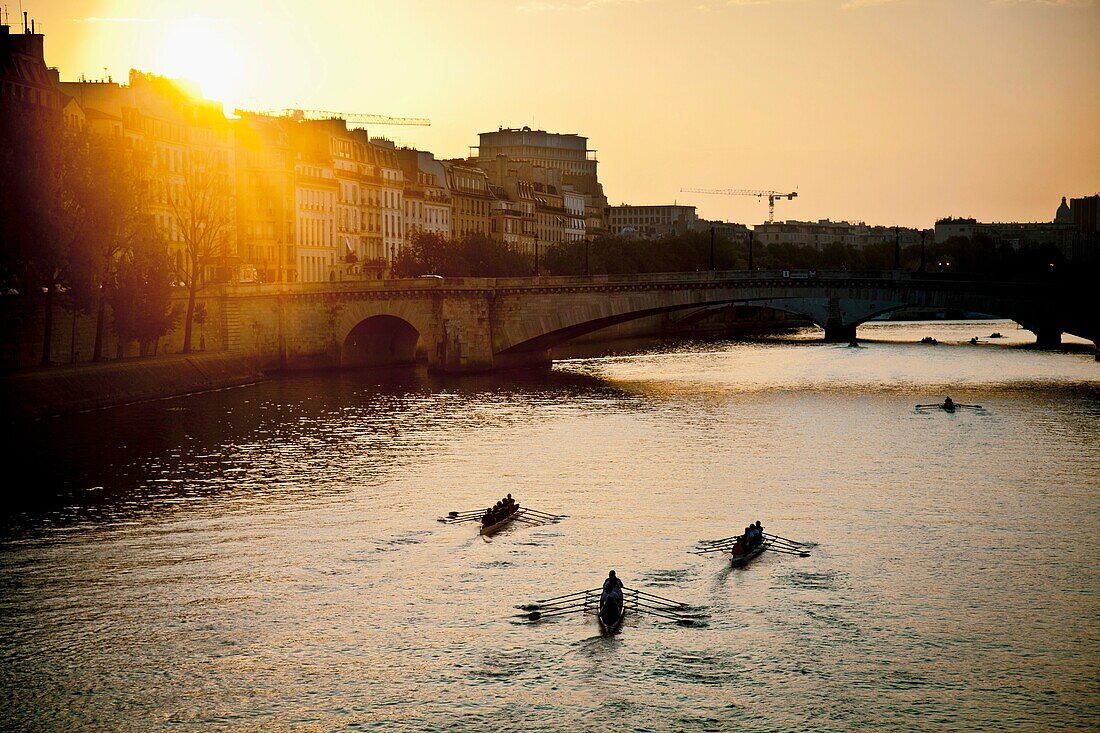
(394, 228, 1073, 279)
(1, 107, 233, 367)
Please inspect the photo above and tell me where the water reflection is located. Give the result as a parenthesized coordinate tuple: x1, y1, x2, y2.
(1, 320, 1097, 731)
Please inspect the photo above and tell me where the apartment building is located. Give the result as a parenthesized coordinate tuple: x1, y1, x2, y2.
(443, 161, 492, 238)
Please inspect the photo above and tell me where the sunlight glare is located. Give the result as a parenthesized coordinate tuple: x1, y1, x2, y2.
(158, 17, 242, 106)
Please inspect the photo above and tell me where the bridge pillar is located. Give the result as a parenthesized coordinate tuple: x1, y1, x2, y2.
(425, 294, 551, 373)
(823, 320, 857, 343)
(1034, 325, 1062, 348)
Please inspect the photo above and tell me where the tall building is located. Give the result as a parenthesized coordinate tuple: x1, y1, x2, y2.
(608, 204, 698, 238)
(292, 122, 338, 282)
(370, 138, 405, 265)
(472, 126, 608, 237)
(0, 20, 64, 118)
(397, 148, 452, 239)
(442, 161, 492, 238)
(234, 113, 295, 283)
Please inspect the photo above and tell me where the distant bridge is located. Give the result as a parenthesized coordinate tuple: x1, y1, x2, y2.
(217, 270, 1097, 372)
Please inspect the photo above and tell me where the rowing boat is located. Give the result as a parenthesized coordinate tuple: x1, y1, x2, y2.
(731, 537, 770, 568)
(479, 505, 520, 536)
(598, 585, 625, 633)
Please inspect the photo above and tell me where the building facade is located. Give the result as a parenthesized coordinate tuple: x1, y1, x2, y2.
(443, 161, 492, 238)
(608, 204, 698, 238)
(473, 126, 608, 236)
(398, 148, 452, 239)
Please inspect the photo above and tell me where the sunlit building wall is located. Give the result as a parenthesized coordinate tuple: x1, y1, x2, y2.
(59, 70, 239, 284)
(563, 188, 586, 243)
(370, 138, 405, 266)
(397, 148, 452, 240)
(234, 113, 295, 283)
(292, 129, 338, 283)
(533, 182, 565, 247)
(443, 161, 492, 238)
(608, 204, 697, 238)
(473, 126, 609, 236)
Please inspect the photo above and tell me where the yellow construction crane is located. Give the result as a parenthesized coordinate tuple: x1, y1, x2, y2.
(680, 188, 798, 223)
(247, 108, 431, 127)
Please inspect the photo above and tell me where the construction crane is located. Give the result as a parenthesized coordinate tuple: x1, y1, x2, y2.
(680, 188, 798, 223)
(247, 108, 431, 127)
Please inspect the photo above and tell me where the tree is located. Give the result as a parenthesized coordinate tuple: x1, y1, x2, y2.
(0, 107, 73, 366)
(69, 132, 148, 361)
(108, 230, 181, 357)
(167, 152, 235, 353)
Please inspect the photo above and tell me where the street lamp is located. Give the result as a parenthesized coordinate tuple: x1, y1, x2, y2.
(748, 230, 754, 271)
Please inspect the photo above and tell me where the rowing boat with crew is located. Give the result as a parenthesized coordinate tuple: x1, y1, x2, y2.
(517, 570, 705, 632)
(437, 495, 565, 536)
(690, 521, 811, 567)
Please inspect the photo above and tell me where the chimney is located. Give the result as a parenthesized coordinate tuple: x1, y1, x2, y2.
(23, 11, 28, 33)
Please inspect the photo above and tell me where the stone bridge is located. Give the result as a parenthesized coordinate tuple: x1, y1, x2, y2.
(218, 270, 1098, 372)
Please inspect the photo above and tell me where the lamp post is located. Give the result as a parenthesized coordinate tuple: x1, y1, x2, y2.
(584, 239, 590, 277)
(709, 226, 715, 271)
(534, 232, 540, 277)
(894, 225, 901, 270)
(919, 230, 927, 273)
(748, 230, 754, 271)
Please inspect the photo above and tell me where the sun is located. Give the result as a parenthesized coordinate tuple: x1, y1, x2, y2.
(158, 17, 243, 106)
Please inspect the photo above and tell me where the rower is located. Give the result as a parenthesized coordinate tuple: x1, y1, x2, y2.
(943, 396, 955, 410)
(603, 570, 623, 592)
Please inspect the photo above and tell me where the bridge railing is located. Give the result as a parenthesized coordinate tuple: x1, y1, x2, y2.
(217, 269, 1071, 296)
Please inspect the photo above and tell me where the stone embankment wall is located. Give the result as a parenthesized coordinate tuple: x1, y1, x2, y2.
(0, 289, 228, 371)
(2, 352, 266, 420)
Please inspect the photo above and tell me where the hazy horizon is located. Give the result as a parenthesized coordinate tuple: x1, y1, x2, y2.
(19, 0, 1100, 228)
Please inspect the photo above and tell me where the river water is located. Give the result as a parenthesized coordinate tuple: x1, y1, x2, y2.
(2, 320, 1098, 732)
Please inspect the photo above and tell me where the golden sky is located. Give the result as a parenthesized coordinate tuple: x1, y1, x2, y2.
(22, 0, 1100, 227)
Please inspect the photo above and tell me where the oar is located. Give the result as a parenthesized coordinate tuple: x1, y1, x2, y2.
(631, 606, 697, 625)
(520, 508, 564, 520)
(955, 404, 982, 409)
(763, 533, 807, 547)
(690, 545, 738, 555)
(697, 535, 743, 546)
(633, 598, 698, 616)
(441, 516, 481, 524)
(535, 587, 601, 605)
(761, 534, 805, 545)
(915, 404, 942, 409)
(526, 604, 591, 622)
(628, 588, 690, 608)
(765, 545, 810, 558)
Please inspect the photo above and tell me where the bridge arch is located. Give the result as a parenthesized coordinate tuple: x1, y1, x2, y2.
(342, 315, 420, 368)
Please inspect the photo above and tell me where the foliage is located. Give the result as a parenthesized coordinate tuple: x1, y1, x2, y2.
(108, 233, 181, 357)
(166, 153, 235, 353)
(393, 232, 531, 277)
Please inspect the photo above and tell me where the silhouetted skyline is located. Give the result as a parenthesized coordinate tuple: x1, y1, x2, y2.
(17, 0, 1100, 227)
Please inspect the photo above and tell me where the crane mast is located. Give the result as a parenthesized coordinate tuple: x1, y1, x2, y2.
(680, 188, 798, 223)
